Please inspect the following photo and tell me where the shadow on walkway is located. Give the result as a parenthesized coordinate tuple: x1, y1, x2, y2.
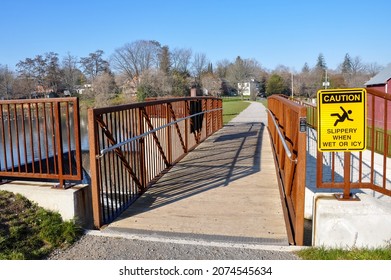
(121, 122, 265, 215)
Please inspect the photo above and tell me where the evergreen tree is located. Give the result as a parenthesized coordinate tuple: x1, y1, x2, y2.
(207, 62, 213, 73)
(315, 53, 327, 71)
(171, 70, 190, 96)
(301, 62, 310, 73)
(259, 75, 267, 96)
(266, 74, 287, 96)
(159, 45, 170, 74)
(341, 53, 352, 74)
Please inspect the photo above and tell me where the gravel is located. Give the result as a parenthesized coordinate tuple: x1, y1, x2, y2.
(47, 232, 301, 260)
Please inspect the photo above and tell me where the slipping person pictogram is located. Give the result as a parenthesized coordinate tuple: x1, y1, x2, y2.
(331, 106, 353, 126)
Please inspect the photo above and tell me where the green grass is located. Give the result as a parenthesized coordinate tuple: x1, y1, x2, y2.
(367, 126, 391, 157)
(296, 246, 391, 260)
(258, 98, 268, 108)
(0, 190, 83, 260)
(221, 96, 245, 102)
(222, 100, 250, 124)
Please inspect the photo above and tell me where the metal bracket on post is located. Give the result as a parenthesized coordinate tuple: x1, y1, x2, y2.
(334, 193, 360, 201)
(299, 117, 307, 133)
(52, 181, 75, 190)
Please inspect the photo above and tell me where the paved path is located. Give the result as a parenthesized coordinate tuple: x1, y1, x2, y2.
(102, 101, 289, 246)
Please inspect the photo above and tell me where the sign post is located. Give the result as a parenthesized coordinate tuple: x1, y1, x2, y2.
(317, 88, 367, 152)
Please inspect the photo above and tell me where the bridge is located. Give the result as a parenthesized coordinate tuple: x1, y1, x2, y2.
(102, 102, 290, 246)
(1, 90, 390, 248)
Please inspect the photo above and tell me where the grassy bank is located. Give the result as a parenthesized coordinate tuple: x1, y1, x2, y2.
(0, 190, 82, 260)
(297, 246, 391, 260)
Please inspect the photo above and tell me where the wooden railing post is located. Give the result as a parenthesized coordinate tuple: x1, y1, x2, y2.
(294, 105, 307, 246)
(138, 107, 147, 190)
(166, 103, 172, 164)
(88, 109, 102, 229)
(184, 100, 189, 152)
(54, 101, 64, 188)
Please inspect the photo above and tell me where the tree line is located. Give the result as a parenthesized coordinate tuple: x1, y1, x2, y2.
(0, 39, 385, 105)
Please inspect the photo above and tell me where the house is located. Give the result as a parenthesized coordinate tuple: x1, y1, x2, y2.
(238, 79, 259, 97)
(364, 64, 391, 93)
(75, 84, 92, 95)
(364, 64, 391, 129)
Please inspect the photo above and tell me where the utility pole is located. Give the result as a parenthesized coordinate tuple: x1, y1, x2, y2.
(291, 72, 294, 98)
(323, 69, 330, 89)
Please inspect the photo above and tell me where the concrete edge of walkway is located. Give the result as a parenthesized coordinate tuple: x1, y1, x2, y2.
(85, 229, 307, 253)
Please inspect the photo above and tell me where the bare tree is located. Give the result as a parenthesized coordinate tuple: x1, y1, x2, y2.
(12, 77, 35, 99)
(201, 73, 221, 96)
(227, 56, 248, 97)
(111, 40, 161, 85)
(16, 56, 44, 97)
(366, 62, 383, 77)
(16, 57, 40, 87)
(0, 65, 14, 99)
(136, 69, 172, 101)
(215, 59, 231, 78)
(92, 72, 118, 107)
(62, 52, 80, 93)
(16, 53, 62, 95)
(226, 56, 261, 98)
(45, 52, 61, 93)
(192, 52, 208, 80)
(350, 56, 366, 75)
(294, 63, 321, 99)
(79, 50, 109, 82)
(273, 64, 293, 95)
(339, 55, 370, 87)
(170, 47, 192, 74)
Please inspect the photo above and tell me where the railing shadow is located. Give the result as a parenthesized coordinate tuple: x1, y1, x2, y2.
(111, 122, 265, 218)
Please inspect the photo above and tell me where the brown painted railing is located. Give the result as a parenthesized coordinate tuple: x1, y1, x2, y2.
(267, 95, 307, 246)
(316, 88, 391, 198)
(0, 97, 82, 188)
(88, 97, 223, 228)
(290, 98, 317, 130)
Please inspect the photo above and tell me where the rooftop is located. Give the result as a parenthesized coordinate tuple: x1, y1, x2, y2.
(365, 64, 391, 86)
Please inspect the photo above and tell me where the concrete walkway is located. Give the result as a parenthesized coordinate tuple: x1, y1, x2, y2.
(103, 101, 289, 245)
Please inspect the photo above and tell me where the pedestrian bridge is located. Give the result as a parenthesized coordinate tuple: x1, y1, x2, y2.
(103, 102, 289, 246)
(1, 91, 390, 247)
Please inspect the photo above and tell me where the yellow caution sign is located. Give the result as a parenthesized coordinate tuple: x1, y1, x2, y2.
(317, 88, 367, 152)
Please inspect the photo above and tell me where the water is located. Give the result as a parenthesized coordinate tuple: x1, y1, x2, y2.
(0, 109, 89, 171)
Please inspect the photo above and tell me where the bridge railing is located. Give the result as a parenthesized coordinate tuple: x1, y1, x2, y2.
(0, 97, 82, 188)
(88, 97, 223, 228)
(267, 94, 307, 246)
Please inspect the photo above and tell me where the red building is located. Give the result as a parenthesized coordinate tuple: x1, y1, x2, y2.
(364, 64, 391, 129)
(365, 64, 391, 93)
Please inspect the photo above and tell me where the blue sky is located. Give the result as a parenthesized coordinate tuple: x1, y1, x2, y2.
(1, 0, 390, 72)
